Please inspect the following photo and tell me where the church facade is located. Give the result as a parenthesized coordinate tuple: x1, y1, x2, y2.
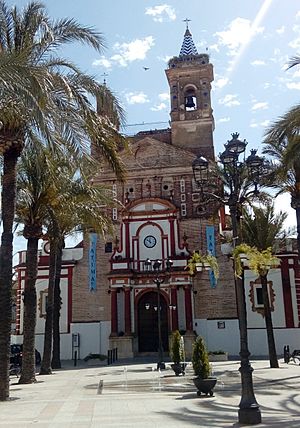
(70, 25, 238, 358)
(13, 26, 300, 361)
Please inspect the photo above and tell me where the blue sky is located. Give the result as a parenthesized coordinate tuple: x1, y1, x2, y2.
(6, 0, 300, 254)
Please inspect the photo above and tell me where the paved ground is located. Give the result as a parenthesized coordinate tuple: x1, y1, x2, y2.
(0, 358, 300, 427)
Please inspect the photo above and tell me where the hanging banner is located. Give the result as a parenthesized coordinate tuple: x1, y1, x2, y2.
(89, 233, 97, 291)
(206, 225, 217, 288)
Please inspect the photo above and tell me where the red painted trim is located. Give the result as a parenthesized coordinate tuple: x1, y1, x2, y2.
(169, 219, 175, 256)
(294, 257, 300, 326)
(281, 258, 295, 327)
(184, 285, 193, 332)
(219, 206, 226, 230)
(15, 270, 22, 334)
(67, 267, 73, 332)
(125, 220, 130, 259)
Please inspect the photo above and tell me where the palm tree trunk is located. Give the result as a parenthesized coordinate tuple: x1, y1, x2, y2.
(295, 204, 300, 259)
(261, 274, 279, 368)
(51, 240, 64, 369)
(39, 241, 56, 375)
(0, 147, 20, 401)
(18, 235, 39, 384)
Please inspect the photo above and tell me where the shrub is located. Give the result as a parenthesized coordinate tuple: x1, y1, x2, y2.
(192, 336, 211, 379)
(170, 330, 185, 363)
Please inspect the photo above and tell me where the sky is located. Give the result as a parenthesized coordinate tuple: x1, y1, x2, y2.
(5, 0, 300, 254)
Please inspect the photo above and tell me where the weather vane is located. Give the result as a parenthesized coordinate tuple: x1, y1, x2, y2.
(183, 18, 191, 29)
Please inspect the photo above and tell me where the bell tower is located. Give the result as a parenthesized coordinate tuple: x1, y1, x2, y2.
(165, 22, 215, 159)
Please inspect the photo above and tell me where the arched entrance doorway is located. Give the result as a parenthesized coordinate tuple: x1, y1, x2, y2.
(138, 291, 169, 353)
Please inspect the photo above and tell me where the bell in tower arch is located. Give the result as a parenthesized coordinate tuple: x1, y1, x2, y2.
(185, 95, 196, 109)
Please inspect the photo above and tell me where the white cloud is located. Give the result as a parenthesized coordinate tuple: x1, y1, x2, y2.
(214, 77, 229, 89)
(292, 69, 300, 78)
(112, 36, 155, 66)
(157, 55, 172, 63)
(92, 56, 112, 69)
(125, 92, 149, 104)
(296, 11, 300, 20)
(93, 36, 155, 68)
(261, 120, 271, 127)
(218, 94, 240, 107)
(276, 26, 285, 35)
(215, 17, 264, 56)
(158, 93, 169, 101)
(250, 119, 271, 128)
(251, 101, 268, 111)
(209, 44, 220, 53)
(217, 117, 230, 123)
(145, 4, 176, 22)
(289, 37, 300, 50)
(251, 59, 266, 66)
(151, 102, 167, 111)
(286, 82, 300, 90)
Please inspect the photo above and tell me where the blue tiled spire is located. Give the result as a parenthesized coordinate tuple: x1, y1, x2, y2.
(179, 26, 198, 56)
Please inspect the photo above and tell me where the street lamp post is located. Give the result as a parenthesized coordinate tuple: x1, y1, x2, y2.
(153, 259, 173, 370)
(193, 132, 263, 425)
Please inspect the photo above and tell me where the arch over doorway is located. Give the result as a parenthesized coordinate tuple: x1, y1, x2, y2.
(137, 291, 169, 353)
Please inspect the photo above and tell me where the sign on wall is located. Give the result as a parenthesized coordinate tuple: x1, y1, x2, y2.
(206, 225, 217, 288)
(89, 233, 97, 291)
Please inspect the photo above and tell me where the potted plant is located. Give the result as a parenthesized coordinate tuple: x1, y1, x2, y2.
(192, 336, 217, 396)
(170, 330, 186, 376)
(187, 251, 219, 279)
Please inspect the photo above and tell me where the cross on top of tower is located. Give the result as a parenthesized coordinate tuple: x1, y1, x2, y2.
(183, 18, 191, 29)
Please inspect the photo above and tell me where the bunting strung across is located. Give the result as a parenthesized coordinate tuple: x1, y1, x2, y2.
(89, 232, 97, 291)
(206, 225, 217, 288)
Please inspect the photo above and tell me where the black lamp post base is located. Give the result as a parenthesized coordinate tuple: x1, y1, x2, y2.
(157, 362, 166, 370)
(239, 407, 261, 425)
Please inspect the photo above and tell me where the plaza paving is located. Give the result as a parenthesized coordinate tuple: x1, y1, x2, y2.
(0, 358, 300, 427)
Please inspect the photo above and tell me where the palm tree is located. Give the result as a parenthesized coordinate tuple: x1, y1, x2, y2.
(239, 203, 288, 368)
(15, 146, 51, 383)
(39, 153, 116, 374)
(0, 1, 125, 400)
(263, 131, 300, 256)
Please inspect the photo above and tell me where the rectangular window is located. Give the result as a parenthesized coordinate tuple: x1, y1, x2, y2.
(256, 287, 263, 305)
(105, 242, 113, 253)
(192, 193, 200, 202)
(112, 184, 117, 200)
(180, 193, 186, 202)
(39, 290, 48, 318)
(181, 203, 187, 217)
(112, 208, 118, 221)
(180, 178, 185, 193)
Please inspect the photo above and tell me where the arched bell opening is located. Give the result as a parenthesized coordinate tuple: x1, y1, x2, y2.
(184, 87, 197, 111)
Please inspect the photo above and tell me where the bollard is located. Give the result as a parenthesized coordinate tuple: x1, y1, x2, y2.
(97, 379, 104, 395)
(116, 347, 118, 361)
(284, 345, 290, 364)
(74, 350, 77, 367)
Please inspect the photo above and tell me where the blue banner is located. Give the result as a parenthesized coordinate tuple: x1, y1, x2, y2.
(89, 233, 97, 291)
(206, 225, 217, 288)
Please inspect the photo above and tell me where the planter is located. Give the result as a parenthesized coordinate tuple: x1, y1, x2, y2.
(193, 376, 217, 396)
(171, 362, 187, 376)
